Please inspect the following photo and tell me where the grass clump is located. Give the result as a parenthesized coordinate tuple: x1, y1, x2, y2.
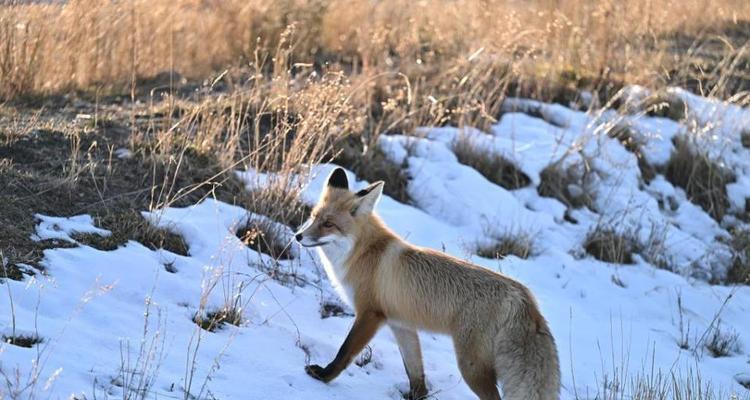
(72, 211, 189, 256)
(606, 123, 656, 182)
(641, 91, 688, 121)
(704, 322, 742, 358)
(192, 307, 243, 332)
(334, 140, 411, 204)
(741, 129, 750, 148)
(452, 134, 531, 190)
(2, 334, 43, 348)
(726, 227, 750, 285)
(476, 228, 536, 260)
(538, 159, 595, 209)
(583, 222, 672, 268)
(320, 301, 354, 319)
(584, 225, 636, 265)
(236, 217, 293, 260)
(665, 137, 735, 221)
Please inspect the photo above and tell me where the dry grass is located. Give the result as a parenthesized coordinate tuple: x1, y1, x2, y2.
(453, 133, 531, 190)
(727, 227, 750, 285)
(476, 228, 536, 260)
(665, 137, 735, 221)
(606, 123, 656, 182)
(538, 158, 595, 210)
(72, 211, 189, 255)
(584, 225, 637, 265)
(334, 140, 411, 204)
(704, 321, 742, 358)
(741, 130, 750, 148)
(640, 91, 689, 121)
(583, 221, 673, 268)
(1, 0, 749, 102)
(192, 307, 243, 332)
(236, 217, 293, 260)
(2, 334, 43, 348)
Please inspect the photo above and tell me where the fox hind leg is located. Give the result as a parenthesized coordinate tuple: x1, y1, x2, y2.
(453, 334, 501, 400)
(390, 324, 428, 399)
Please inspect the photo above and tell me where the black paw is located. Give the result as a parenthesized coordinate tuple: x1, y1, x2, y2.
(305, 364, 331, 382)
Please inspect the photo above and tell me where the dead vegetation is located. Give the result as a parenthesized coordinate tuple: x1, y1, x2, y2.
(640, 91, 689, 121)
(538, 159, 595, 209)
(334, 140, 411, 204)
(476, 228, 536, 260)
(236, 217, 293, 260)
(741, 130, 750, 148)
(704, 322, 742, 358)
(583, 222, 671, 267)
(606, 123, 656, 182)
(192, 307, 243, 332)
(726, 227, 750, 285)
(453, 134, 531, 190)
(584, 225, 637, 265)
(665, 137, 735, 221)
(72, 211, 189, 255)
(2, 334, 43, 348)
(2, 0, 750, 101)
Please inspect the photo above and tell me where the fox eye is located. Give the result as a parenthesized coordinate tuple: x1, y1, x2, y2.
(322, 220, 335, 228)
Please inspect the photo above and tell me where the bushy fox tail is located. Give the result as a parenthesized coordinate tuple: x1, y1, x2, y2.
(497, 329, 561, 400)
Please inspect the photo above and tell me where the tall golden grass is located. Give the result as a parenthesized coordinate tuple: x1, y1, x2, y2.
(2, 0, 749, 100)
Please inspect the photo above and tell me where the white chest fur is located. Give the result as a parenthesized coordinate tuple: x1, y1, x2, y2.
(317, 237, 355, 307)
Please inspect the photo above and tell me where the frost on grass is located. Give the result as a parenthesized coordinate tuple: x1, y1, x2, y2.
(452, 134, 531, 190)
(665, 137, 735, 221)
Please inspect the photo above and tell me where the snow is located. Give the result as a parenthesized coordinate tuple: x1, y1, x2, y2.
(2, 87, 750, 399)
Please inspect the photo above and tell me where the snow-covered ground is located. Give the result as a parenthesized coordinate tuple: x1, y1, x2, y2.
(2, 87, 750, 399)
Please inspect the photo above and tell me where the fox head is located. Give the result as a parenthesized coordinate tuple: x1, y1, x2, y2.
(295, 167, 384, 247)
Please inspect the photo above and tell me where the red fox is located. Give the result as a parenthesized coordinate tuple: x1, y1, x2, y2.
(296, 167, 560, 400)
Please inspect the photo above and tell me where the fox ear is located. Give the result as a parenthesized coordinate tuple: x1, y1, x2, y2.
(352, 181, 384, 216)
(327, 167, 349, 190)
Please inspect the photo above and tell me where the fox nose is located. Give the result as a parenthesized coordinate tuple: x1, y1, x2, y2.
(295, 233, 303, 242)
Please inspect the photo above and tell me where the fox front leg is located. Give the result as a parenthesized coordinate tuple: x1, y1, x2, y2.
(306, 310, 385, 382)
